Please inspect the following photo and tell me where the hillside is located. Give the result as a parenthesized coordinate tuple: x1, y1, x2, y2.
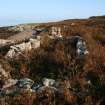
(1, 15, 105, 44)
(0, 16, 105, 105)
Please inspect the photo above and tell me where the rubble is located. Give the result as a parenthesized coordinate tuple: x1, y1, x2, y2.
(0, 78, 34, 97)
(0, 78, 58, 97)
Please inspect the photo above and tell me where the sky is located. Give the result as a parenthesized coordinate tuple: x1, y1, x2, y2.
(0, 0, 105, 26)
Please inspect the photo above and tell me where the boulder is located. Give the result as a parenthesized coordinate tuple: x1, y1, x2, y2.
(5, 38, 40, 59)
(50, 26, 62, 38)
(16, 78, 34, 89)
(42, 78, 56, 87)
(66, 36, 89, 58)
(76, 37, 89, 57)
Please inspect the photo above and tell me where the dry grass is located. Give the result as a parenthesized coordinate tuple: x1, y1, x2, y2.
(1, 16, 105, 105)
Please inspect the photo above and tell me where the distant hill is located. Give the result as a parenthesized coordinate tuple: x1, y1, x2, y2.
(89, 15, 105, 19)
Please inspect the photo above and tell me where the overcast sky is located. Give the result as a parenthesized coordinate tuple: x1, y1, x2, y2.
(0, 0, 105, 26)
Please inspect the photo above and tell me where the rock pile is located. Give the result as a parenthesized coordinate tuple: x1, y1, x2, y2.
(0, 78, 57, 97)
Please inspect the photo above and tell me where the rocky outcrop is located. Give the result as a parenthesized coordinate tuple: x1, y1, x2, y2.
(9, 24, 40, 32)
(50, 26, 62, 38)
(5, 38, 40, 59)
(0, 39, 14, 47)
(71, 36, 89, 58)
(16, 78, 34, 89)
(8, 30, 33, 42)
(42, 78, 55, 87)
